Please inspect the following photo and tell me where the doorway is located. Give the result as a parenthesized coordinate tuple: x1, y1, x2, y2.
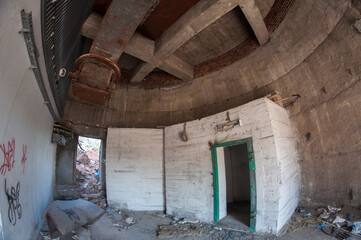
(75, 136, 106, 208)
(212, 138, 256, 231)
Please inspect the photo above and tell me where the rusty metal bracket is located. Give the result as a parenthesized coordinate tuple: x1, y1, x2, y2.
(74, 54, 121, 83)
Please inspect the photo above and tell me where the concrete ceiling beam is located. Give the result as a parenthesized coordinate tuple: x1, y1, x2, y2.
(238, 0, 269, 45)
(74, 0, 157, 93)
(81, 13, 154, 63)
(81, 12, 194, 82)
(129, 0, 239, 83)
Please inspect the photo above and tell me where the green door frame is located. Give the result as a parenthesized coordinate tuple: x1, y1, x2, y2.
(211, 137, 256, 231)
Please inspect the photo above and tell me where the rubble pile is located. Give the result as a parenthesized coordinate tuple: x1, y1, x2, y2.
(75, 148, 106, 209)
(289, 205, 361, 239)
(157, 217, 248, 239)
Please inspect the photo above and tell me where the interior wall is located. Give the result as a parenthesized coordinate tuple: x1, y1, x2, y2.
(55, 136, 77, 185)
(164, 98, 299, 233)
(106, 128, 164, 211)
(0, 1, 57, 239)
(61, 0, 360, 209)
(225, 144, 250, 203)
(266, 101, 300, 232)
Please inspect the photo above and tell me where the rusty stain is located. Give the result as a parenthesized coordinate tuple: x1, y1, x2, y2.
(71, 82, 110, 106)
(70, 0, 157, 105)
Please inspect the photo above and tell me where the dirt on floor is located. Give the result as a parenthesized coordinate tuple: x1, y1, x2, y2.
(38, 205, 361, 240)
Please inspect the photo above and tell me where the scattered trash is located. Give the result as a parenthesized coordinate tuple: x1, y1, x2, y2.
(126, 217, 134, 224)
(328, 206, 341, 214)
(305, 213, 312, 218)
(352, 222, 361, 234)
(178, 218, 200, 224)
(317, 208, 327, 213)
(298, 207, 307, 213)
(332, 216, 346, 224)
(317, 224, 325, 229)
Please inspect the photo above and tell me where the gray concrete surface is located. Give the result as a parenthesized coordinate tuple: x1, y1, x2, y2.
(62, 0, 361, 212)
(85, 210, 336, 240)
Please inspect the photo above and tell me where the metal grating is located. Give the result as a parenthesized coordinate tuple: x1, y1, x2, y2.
(41, 0, 94, 115)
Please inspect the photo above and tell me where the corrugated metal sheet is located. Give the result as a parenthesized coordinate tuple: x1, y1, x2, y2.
(41, 0, 94, 115)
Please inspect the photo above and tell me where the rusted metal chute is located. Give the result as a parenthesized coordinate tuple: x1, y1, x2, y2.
(69, 0, 157, 105)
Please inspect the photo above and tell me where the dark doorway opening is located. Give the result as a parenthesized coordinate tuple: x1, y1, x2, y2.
(224, 143, 250, 227)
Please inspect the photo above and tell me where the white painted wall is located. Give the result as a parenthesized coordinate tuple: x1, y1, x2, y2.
(106, 128, 164, 211)
(266, 101, 300, 233)
(164, 98, 299, 233)
(0, 1, 57, 239)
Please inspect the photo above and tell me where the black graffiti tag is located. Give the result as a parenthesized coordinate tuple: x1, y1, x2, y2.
(5, 180, 22, 225)
(57, 207, 80, 221)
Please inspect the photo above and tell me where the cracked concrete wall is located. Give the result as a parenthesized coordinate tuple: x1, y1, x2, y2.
(0, 1, 57, 239)
(164, 99, 299, 233)
(63, 0, 360, 209)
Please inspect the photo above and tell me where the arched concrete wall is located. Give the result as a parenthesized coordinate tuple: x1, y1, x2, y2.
(0, 0, 57, 239)
(63, 0, 361, 207)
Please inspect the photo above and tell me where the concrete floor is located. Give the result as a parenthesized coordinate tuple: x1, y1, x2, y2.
(217, 201, 251, 231)
(38, 209, 340, 240)
(82, 211, 336, 240)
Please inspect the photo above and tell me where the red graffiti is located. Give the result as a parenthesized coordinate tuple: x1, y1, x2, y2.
(0, 138, 15, 176)
(21, 144, 27, 174)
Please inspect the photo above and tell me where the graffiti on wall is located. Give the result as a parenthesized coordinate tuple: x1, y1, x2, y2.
(5, 179, 22, 225)
(0, 138, 28, 175)
(21, 144, 27, 174)
(0, 138, 16, 175)
(57, 207, 80, 221)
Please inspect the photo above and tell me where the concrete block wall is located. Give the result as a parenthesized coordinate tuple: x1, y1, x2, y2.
(0, 1, 57, 239)
(266, 101, 300, 232)
(106, 128, 164, 211)
(164, 98, 299, 233)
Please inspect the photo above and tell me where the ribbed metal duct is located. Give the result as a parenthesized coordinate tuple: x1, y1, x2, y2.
(41, 0, 94, 115)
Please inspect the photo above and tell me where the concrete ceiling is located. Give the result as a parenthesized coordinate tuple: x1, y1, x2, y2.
(71, 0, 275, 105)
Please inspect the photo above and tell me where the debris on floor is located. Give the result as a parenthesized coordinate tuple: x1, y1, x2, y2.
(157, 223, 213, 238)
(75, 147, 106, 209)
(104, 207, 139, 232)
(157, 217, 248, 239)
(288, 205, 361, 240)
(42, 199, 105, 238)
